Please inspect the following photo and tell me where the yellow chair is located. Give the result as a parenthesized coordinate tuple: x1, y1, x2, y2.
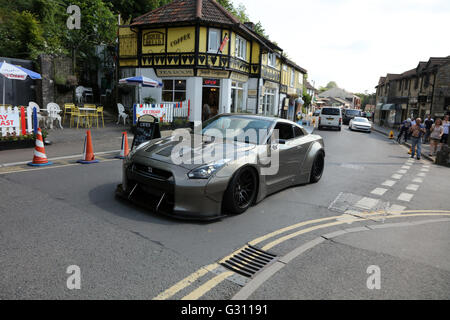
(96, 106, 105, 128)
(71, 106, 89, 128)
(63, 103, 75, 124)
(85, 104, 97, 128)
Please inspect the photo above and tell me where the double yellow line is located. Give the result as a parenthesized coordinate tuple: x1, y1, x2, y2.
(153, 210, 450, 301)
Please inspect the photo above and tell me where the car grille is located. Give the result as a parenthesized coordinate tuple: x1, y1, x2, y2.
(133, 163, 173, 180)
(127, 163, 175, 213)
(354, 125, 370, 130)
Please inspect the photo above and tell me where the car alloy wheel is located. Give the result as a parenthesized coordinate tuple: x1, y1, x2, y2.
(310, 152, 325, 183)
(225, 167, 258, 215)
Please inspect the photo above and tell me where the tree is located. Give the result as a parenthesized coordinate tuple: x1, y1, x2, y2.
(108, 0, 171, 22)
(303, 93, 312, 108)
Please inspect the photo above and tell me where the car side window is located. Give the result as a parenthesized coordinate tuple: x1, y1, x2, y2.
(274, 123, 294, 141)
(293, 125, 304, 138)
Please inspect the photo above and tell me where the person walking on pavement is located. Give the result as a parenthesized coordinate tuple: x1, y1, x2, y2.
(409, 118, 426, 160)
(398, 119, 411, 143)
(441, 115, 449, 147)
(423, 114, 434, 144)
(429, 118, 444, 157)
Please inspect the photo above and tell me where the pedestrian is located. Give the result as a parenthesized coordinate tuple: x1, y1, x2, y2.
(397, 119, 410, 143)
(429, 118, 444, 157)
(202, 104, 211, 122)
(441, 115, 449, 147)
(409, 118, 426, 160)
(423, 114, 434, 144)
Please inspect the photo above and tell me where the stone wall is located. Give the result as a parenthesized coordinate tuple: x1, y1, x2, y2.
(37, 54, 74, 109)
(433, 62, 450, 117)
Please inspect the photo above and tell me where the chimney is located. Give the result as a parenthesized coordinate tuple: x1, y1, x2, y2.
(196, 0, 202, 19)
(244, 22, 255, 31)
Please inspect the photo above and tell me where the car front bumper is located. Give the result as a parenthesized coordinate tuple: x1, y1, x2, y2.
(118, 156, 230, 221)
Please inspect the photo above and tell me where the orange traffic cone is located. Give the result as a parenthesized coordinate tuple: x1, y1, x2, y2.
(77, 130, 99, 164)
(116, 132, 130, 159)
(389, 131, 394, 139)
(28, 128, 53, 167)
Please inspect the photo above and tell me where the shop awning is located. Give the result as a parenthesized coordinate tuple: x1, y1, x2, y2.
(376, 103, 384, 110)
(381, 104, 396, 111)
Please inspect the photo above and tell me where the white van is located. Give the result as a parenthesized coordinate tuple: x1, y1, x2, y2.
(318, 107, 342, 131)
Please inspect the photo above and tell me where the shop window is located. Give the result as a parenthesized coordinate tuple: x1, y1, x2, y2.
(208, 29, 220, 53)
(162, 80, 186, 102)
(235, 35, 247, 60)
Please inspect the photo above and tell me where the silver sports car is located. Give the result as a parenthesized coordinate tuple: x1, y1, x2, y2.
(116, 114, 325, 220)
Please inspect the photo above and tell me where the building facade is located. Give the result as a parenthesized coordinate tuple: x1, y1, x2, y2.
(375, 56, 450, 128)
(118, 0, 306, 123)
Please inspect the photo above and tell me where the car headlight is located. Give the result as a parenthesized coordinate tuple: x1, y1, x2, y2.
(188, 159, 231, 180)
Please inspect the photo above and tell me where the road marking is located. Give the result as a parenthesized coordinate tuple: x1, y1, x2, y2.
(382, 180, 396, 187)
(413, 178, 424, 183)
(398, 193, 414, 202)
(262, 221, 348, 251)
(387, 205, 407, 215)
(0, 150, 121, 167)
(402, 166, 411, 170)
(181, 271, 234, 300)
(406, 184, 420, 192)
(232, 216, 450, 300)
(423, 165, 430, 168)
(153, 263, 219, 300)
(0, 159, 120, 175)
(371, 188, 388, 196)
(398, 170, 408, 174)
(417, 173, 427, 177)
(421, 168, 430, 172)
(392, 174, 403, 180)
(355, 197, 379, 210)
(158, 211, 450, 301)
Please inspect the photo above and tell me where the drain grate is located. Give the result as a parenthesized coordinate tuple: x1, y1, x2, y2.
(220, 245, 277, 278)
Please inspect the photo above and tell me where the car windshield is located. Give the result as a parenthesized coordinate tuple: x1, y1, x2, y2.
(354, 117, 368, 122)
(346, 110, 361, 116)
(202, 116, 273, 145)
(321, 108, 341, 116)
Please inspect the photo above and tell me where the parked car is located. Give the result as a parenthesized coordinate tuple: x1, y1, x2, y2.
(343, 109, 362, 125)
(318, 107, 342, 131)
(116, 114, 326, 220)
(313, 110, 321, 117)
(349, 117, 372, 133)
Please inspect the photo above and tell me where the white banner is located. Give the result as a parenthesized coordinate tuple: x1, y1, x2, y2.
(0, 111, 20, 128)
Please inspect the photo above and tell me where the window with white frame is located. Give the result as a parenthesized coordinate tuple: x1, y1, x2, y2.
(208, 29, 220, 53)
(235, 35, 247, 60)
(298, 73, 303, 87)
(268, 53, 276, 68)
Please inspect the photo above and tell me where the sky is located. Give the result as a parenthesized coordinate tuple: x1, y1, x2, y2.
(235, 0, 450, 94)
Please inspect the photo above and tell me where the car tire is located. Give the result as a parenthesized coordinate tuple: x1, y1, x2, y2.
(338, 126, 342, 131)
(224, 167, 258, 215)
(310, 151, 325, 184)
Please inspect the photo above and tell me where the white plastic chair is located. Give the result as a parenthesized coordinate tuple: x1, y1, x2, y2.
(46, 103, 63, 129)
(75, 86, 84, 104)
(29, 101, 47, 128)
(117, 103, 129, 125)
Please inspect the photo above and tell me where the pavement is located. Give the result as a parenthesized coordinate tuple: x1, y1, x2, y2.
(0, 121, 449, 300)
(371, 123, 437, 162)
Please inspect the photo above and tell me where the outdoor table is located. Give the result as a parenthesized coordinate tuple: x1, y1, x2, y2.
(78, 107, 97, 128)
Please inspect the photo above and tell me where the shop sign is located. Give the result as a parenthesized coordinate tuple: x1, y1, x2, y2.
(248, 89, 257, 97)
(143, 31, 165, 47)
(230, 72, 249, 83)
(197, 69, 230, 78)
(203, 79, 220, 87)
(156, 69, 194, 77)
(264, 81, 279, 89)
(0, 112, 19, 128)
